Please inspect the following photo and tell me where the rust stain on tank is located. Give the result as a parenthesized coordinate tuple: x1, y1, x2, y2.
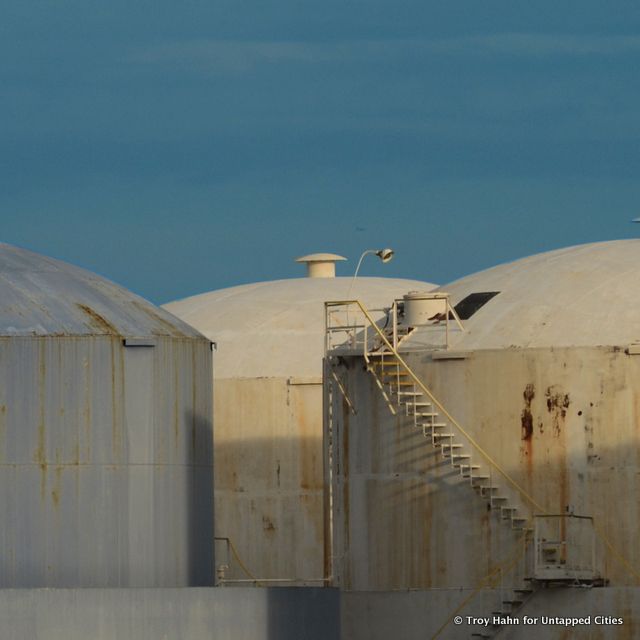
(0, 404, 6, 460)
(297, 393, 321, 492)
(521, 384, 535, 441)
(110, 339, 121, 460)
(262, 515, 276, 534)
(132, 301, 181, 337)
(35, 342, 47, 500)
(519, 384, 535, 476)
(76, 303, 119, 335)
(82, 356, 91, 462)
(173, 358, 180, 452)
(51, 466, 63, 509)
(545, 386, 570, 436)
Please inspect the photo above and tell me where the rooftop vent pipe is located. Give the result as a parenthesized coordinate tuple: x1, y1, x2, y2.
(295, 253, 347, 278)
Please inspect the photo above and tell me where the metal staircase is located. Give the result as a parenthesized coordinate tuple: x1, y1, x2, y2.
(366, 351, 537, 638)
(324, 299, 546, 639)
(367, 351, 532, 535)
(326, 299, 604, 639)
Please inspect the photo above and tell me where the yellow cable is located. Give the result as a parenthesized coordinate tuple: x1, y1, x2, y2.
(226, 538, 262, 584)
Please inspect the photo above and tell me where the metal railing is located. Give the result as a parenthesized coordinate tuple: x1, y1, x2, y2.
(214, 536, 328, 587)
(324, 298, 548, 517)
(325, 301, 397, 353)
(533, 514, 598, 581)
(325, 295, 464, 354)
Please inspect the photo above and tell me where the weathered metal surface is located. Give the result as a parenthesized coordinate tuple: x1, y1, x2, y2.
(332, 346, 640, 590)
(407, 239, 640, 351)
(163, 277, 435, 379)
(0, 334, 213, 587)
(0, 242, 202, 337)
(164, 276, 436, 583)
(0, 243, 214, 587)
(342, 588, 639, 640)
(0, 587, 340, 640)
(327, 240, 640, 595)
(213, 377, 324, 582)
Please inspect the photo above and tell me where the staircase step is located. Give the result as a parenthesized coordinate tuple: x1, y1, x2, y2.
(441, 443, 463, 450)
(451, 453, 471, 459)
(460, 465, 481, 477)
(503, 600, 523, 606)
(490, 496, 508, 502)
(394, 391, 422, 396)
(514, 588, 533, 595)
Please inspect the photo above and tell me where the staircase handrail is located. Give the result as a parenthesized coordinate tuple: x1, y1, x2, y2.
(326, 298, 547, 515)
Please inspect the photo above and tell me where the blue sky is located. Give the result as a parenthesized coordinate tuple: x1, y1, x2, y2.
(2, 2, 640, 303)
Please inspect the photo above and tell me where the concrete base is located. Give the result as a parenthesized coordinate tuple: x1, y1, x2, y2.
(0, 587, 339, 640)
(342, 588, 639, 639)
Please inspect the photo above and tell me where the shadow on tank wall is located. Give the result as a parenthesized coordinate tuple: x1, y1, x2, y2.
(330, 346, 640, 592)
(187, 409, 215, 586)
(213, 436, 325, 585)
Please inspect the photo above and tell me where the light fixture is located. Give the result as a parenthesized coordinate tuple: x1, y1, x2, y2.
(376, 248, 394, 263)
(348, 248, 395, 297)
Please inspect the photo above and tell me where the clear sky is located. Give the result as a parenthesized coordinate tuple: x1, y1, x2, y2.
(2, 2, 640, 303)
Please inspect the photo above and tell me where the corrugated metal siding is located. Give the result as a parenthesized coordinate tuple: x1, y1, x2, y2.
(0, 335, 213, 587)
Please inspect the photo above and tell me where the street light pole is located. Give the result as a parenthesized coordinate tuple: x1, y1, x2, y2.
(347, 248, 394, 298)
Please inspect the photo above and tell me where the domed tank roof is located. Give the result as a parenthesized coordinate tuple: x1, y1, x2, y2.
(163, 276, 436, 378)
(0, 242, 203, 338)
(422, 240, 640, 350)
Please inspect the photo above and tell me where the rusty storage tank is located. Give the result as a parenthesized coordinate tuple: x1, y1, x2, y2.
(0, 243, 213, 587)
(328, 240, 640, 636)
(163, 253, 435, 584)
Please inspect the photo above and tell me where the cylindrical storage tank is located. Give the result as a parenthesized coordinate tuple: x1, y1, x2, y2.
(0, 243, 213, 587)
(164, 260, 435, 584)
(330, 239, 640, 599)
(402, 291, 449, 326)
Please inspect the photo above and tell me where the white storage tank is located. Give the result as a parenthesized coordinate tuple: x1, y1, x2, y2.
(164, 253, 435, 583)
(0, 243, 213, 587)
(328, 240, 640, 637)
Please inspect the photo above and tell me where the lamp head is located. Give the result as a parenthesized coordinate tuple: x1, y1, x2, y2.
(376, 248, 394, 263)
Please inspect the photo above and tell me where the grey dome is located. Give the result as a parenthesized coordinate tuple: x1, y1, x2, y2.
(0, 243, 202, 338)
